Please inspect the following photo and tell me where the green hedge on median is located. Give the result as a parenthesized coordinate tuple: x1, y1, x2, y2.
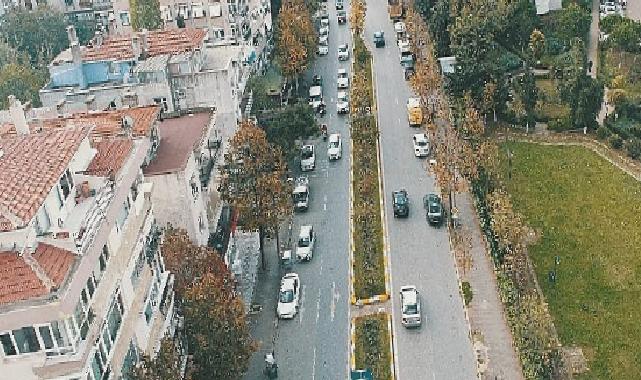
(354, 313, 393, 380)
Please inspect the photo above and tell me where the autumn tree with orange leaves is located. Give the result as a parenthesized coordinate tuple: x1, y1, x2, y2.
(219, 120, 291, 263)
(129, 337, 183, 380)
(275, 0, 316, 88)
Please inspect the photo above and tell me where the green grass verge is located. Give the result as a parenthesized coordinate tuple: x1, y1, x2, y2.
(500, 141, 641, 380)
(354, 314, 392, 380)
(351, 34, 386, 299)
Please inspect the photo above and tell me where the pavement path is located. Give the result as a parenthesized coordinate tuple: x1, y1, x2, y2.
(588, 0, 599, 79)
(364, 4, 478, 380)
(243, 2, 353, 378)
(627, 0, 641, 21)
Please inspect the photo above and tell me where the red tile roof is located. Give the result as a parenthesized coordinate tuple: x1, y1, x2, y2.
(0, 251, 48, 305)
(82, 29, 207, 62)
(32, 243, 76, 288)
(143, 112, 211, 175)
(0, 126, 90, 231)
(0, 105, 160, 141)
(85, 139, 134, 176)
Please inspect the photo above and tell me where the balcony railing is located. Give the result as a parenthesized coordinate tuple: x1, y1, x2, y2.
(74, 181, 114, 254)
(145, 224, 162, 266)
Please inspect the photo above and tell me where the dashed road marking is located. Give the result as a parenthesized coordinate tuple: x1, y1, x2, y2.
(316, 288, 322, 323)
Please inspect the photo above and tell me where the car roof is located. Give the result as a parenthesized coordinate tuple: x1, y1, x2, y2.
(401, 286, 418, 304)
(339, 43, 347, 48)
(337, 90, 348, 97)
(413, 133, 427, 142)
(302, 144, 314, 150)
(338, 68, 347, 74)
(393, 189, 407, 195)
(329, 133, 340, 141)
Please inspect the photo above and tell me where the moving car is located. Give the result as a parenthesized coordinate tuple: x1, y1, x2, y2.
(412, 133, 430, 157)
(400, 285, 421, 328)
(392, 189, 409, 218)
(337, 68, 349, 89)
(424, 193, 443, 225)
(337, 91, 349, 114)
(374, 31, 385, 47)
(312, 74, 322, 87)
(277, 273, 300, 319)
(335, 0, 344, 9)
(308, 86, 323, 110)
(300, 144, 316, 171)
(337, 10, 347, 24)
(338, 44, 350, 61)
(296, 225, 316, 261)
(328, 133, 342, 160)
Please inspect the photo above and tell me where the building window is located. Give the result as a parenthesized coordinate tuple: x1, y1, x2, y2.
(115, 198, 131, 231)
(59, 169, 74, 200)
(0, 333, 16, 356)
(121, 340, 139, 377)
(98, 244, 109, 273)
(160, 5, 173, 21)
(192, 2, 205, 17)
(119, 11, 130, 26)
(130, 248, 145, 287)
(209, 2, 222, 17)
(13, 327, 40, 354)
(35, 206, 51, 235)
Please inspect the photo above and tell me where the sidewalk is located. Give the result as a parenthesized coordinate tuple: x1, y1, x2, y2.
(588, 0, 600, 79)
(455, 192, 525, 380)
(243, 218, 293, 379)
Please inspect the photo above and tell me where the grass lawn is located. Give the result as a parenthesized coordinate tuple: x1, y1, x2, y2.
(500, 142, 641, 380)
(354, 313, 392, 380)
(534, 79, 570, 121)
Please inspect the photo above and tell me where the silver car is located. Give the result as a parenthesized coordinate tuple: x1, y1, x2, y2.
(400, 285, 421, 328)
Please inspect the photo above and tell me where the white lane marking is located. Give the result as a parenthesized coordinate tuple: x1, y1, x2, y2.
(312, 347, 317, 380)
(330, 281, 339, 322)
(316, 288, 321, 323)
(299, 285, 306, 325)
(395, 97, 399, 105)
(323, 195, 328, 211)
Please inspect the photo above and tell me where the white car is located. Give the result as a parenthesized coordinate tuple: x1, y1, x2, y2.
(412, 133, 429, 157)
(328, 133, 342, 160)
(296, 225, 315, 261)
(394, 21, 406, 35)
(400, 285, 421, 328)
(337, 68, 349, 89)
(277, 273, 300, 319)
(300, 144, 316, 171)
(337, 91, 349, 114)
(318, 44, 329, 55)
(338, 44, 349, 61)
(319, 26, 329, 37)
(398, 39, 410, 54)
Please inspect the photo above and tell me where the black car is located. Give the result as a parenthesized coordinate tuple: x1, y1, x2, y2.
(403, 60, 415, 80)
(374, 31, 385, 47)
(312, 74, 322, 87)
(424, 193, 443, 225)
(337, 10, 347, 24)
(392, 189, 409, 218)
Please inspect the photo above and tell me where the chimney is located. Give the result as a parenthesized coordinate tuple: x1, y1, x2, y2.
(67, 25, 78, 46)
(8, 95, 29, 135)
(131, 35, 142, 60)
(93, 30, 103, 48)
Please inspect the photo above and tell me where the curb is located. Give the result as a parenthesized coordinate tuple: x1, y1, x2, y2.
(349, 136, 357, 305)
(350, 312, 396, 380)
(350, 317, 356, 369)
(387, 313, 396, 380)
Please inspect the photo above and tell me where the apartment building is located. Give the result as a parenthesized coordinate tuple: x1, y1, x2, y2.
(40, 26, 247, 120)
(0, 101, 175, 380)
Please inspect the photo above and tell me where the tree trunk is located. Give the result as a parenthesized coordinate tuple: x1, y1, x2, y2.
(275, 223, 281, 265)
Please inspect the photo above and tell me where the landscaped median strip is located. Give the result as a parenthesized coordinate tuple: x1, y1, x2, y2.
(351, 313, 395, 380)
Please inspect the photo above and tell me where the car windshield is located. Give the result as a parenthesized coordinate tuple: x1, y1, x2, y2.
(429, 204, 441, 213)
(298, 237, 310, 247)
(403, 302, 418, 315)
(329, 141, 339, 148)
(279, 289, 294, 303)
(302, 149, 313, 159)
(293, 191, 307, 201)
(339, 45, 347, 52)
(416, 140, 427, 146)
(394, 193, 407, 205)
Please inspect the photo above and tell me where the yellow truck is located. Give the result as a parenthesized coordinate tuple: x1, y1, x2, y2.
(388, 0, 403, 20)
(407, 97, 422, 127)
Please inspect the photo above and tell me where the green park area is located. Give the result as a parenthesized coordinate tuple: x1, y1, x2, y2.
(501, 141, 641, 379)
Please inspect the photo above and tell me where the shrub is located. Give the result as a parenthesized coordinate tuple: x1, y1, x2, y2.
(596, 125, 611, 140)
(548, 116, 572, 132)
(608, 134, 624, 149)
(625, 138, 641, 159)
(462, 281, 473, 306)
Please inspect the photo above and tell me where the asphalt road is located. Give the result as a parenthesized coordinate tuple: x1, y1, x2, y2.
(270, 3, 353, 379)
(363, 4, 478, 380)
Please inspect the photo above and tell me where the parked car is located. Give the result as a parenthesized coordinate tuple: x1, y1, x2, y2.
(300, 144, 316, 171)
(338, 44, 350, 61)
(337, 91, 349, 114)
(337, 10, 347, 23)
(296, 225, 315, 261)
(335, 0, 343, 9)
(412, 133, 429, 157)
(337, 68, 349, 89)
(277, 273, 300, 319)
(292, 176, 310, 211)
(312, 74, 322, 87)
(328, 133, 342, 160)
(400, 285, 421, 328)
(392, 189, 409, 218)
(374, 31, 385, 47)
(423, 193, 443, 225)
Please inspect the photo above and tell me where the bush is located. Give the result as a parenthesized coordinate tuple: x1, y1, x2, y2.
(547, 116, 572, 132)
(596, 125, 611, 140)
(608, 134, 624, 149)
(625, 138, 641, 159)
(461, 281, 473, 306)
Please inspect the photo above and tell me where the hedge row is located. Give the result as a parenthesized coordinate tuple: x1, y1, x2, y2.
(354, 313, 392, 380)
